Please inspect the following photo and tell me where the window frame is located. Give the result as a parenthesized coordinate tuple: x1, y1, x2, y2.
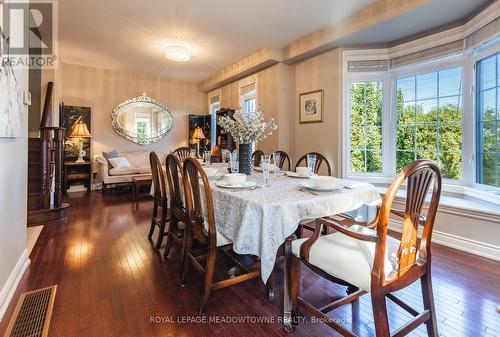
(345, 72, 391, 178)
(344, 53, 467, 185)
(471, 43, 500, 194)
(208, 90, 221, 150)
(391, 56, 466, 185)
(240, 90, 257, 115)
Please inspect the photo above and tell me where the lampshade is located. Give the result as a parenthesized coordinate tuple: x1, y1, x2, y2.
(69, 121, 92, 138)
(192, 127, 206, 139)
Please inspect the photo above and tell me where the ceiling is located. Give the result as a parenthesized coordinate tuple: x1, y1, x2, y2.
(59, 0, 493, 82)
(335, 0, 493, 47)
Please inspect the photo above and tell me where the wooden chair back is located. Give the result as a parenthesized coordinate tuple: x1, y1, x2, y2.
(373, 159, 442, 288)
(150, 152, 167, 201)
(172, 147, 191, 161)
(252, 150, 265, 166)
(182, 157, 215, 247)
(274, 150, 291, 171)
(165, 154, 184, 210)
(295, 152, 332, 175)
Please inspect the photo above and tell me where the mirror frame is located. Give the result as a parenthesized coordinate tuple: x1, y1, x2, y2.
(111, 93, 173, 145)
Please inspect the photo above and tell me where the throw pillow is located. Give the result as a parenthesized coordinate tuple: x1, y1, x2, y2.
(102, 150, 119, 165)
(108, 157, 132, 169)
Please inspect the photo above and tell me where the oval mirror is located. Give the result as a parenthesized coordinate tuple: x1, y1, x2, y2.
(111, 93, 173, 145)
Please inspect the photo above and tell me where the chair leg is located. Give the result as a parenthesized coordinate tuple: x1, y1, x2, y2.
(199, 247, 216, 314)
(148, 202, 158, 240)
(421, 271, 439, 337)
(154, 206, 168, 250)
(371, 292, 391, 336)
(180, 226, 193, 285)
(164, 218, 178, 259)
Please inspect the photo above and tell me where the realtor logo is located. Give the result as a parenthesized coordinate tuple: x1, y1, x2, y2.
(1, 0, 58, 68)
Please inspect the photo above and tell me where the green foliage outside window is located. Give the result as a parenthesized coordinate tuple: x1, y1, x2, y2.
(349, 67, 463, 179)
(396, 68, 463, 179)
(350, 82, 383, 173)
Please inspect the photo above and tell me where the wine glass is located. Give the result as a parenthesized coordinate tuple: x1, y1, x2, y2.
(262, 155, 271, 187)
(230, 153, 239, 173)
(222, 150, 228, 166)
(204, 150, 211, 165)
(272, 152, 281, 177)
(307, 153, 317, 176)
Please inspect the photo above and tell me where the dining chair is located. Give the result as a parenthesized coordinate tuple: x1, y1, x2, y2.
(274, 150, 291, 171)
(295, 152, 333, 237)
(286, 160, 442, 336)
(180, 158, 261, 313)
(172, 146, 191, 161)
(163, 154, 187, 259)
(252, 149, 265, 166)
(295, 152, 332, 175)
(148, 152, 169, 250)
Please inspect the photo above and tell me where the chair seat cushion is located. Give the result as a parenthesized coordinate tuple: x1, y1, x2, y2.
(109, 167, 140, 176)
(291, 225, 400, 291)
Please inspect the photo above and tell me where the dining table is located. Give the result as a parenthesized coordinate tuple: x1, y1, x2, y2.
(201, 163, 382, 284)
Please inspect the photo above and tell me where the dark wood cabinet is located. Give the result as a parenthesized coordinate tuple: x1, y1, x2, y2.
(63, 162, 92, 194)
(213, 108, 236, 160)
(188, 109, 236, 162)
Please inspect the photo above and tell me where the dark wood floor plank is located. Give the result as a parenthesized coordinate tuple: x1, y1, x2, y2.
(0, 192, 499, 337)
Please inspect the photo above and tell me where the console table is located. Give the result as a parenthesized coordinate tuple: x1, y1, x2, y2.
(63, 162, 92, 194)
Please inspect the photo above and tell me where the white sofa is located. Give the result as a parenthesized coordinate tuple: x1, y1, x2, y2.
(95, 150, 167, 190)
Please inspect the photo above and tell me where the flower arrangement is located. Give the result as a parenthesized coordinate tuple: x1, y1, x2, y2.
(217, 108, 277, 144)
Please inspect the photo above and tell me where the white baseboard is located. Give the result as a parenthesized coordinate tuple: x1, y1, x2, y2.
(389, 220, 500, 262)
(0, 250, 30, 321)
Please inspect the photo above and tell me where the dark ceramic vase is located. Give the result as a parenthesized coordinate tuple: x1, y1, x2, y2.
(238, 143, 253, 175)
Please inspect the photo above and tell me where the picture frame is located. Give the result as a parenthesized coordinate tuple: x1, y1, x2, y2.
(63, 105, 91, 161)
(299, 89, 323, 124)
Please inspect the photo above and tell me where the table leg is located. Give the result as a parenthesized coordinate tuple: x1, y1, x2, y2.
(283, 234, 295, 332)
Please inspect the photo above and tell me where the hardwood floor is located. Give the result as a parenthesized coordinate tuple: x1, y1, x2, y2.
(1, 192, 499, 337)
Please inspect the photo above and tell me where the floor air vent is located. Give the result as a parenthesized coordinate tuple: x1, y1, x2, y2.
(4, 285, 57, 337)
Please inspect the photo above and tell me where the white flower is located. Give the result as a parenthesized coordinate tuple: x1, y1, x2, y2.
(217, 107, 277, 144)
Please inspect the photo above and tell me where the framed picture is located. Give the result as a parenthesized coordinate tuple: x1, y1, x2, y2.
(63, 105, 91, 161)
(299, 89, 323, 124)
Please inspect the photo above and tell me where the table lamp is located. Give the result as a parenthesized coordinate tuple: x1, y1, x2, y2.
(69, 120, 92, 163)
(191, 127, 206, 158)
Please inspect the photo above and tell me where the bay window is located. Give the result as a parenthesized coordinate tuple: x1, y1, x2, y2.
(344, 41, 500, 200)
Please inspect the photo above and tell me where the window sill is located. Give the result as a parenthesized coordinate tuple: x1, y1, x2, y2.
(345, 176, 500, 217)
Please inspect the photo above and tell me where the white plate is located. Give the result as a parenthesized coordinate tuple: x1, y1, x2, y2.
(199, 173, 225, 180)
(207, 173, 225, 180)
(284, 171, 310, 178)
(216, 181, 258, 189)
(300, 181, 343, 192)
(253, 166, 277, 173)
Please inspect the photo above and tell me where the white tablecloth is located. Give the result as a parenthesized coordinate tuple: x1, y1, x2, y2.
(206, 165, 381, 282)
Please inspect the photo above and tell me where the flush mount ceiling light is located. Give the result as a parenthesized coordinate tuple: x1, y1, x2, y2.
(164, 44, 191, 62)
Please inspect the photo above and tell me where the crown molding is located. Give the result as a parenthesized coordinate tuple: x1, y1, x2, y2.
(198, 48, 282, 93)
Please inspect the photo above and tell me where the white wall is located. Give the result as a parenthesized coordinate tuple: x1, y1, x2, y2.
(0, 3, 30, 320)
(60, 63, 207, 163)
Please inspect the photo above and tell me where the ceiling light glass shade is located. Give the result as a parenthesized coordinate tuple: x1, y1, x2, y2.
(164, 44, 191, 62)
